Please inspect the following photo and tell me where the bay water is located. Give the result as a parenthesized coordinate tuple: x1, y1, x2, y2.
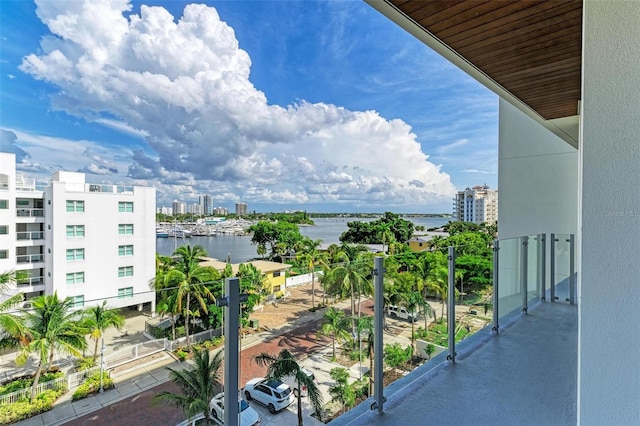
(156, 216, 451, 262)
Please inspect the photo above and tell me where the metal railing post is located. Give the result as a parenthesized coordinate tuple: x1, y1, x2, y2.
(220, 277, 242, 426)
(521, 236, 529, 314)
(550, 233, 556, 302)
(372, 257, 385, 414)
(539, 233, 546, 301)
(447, 246, 456, 362)
(492, 240, 500, 335)
(569, 234, 576, 305)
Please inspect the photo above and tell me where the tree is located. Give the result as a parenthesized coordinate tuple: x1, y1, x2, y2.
(357, 315, 375, 395)
(83, 301, 125, 363)
(247, 221, 303, 259)
(383, 343, 412, 370)
(253, 349, 323, 426)
(328, 367, 356, 415)
(326, 254, 372, 333)
(320, 307, 351, 359)
(404, 291, 423, 355)
(155, 349, 223, 426)
(15, 293, 87, 402)
(153, 245, 216, 349)
(296, 237, 323, 308)
(0, 270, 28, 350)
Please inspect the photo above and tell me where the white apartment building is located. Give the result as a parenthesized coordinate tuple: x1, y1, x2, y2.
(0, 152, 156, 312)
(172, 200, 186, 215)
(453, 184, 498, 224)
(235, 202, 247, 216)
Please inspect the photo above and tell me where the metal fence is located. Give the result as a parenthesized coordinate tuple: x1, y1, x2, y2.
(0, 375, 67, 405)
(104, 338, 166, 369)
(166, 328, 222, 352)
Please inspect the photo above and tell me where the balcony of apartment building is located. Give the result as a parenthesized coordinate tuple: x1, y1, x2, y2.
(15, 267, 45, 295)
(16, 198, 45, 222)
(16, 246, 45, 269)
(15, 223, 45, 246)
(334, 234, 577, 426)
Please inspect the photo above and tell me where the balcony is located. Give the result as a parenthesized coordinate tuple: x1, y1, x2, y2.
(16, 231, 44, 241)
(16, 208, 44, 218)
(16, 253, 44, 264)
(17, 276, 45, 287)
(334, 234, 578, 426)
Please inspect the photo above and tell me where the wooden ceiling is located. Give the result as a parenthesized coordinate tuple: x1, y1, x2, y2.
(387, 0, 582, 120)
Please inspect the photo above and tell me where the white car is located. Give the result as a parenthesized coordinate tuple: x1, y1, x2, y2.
(244, 378, 294, 414)
(175, 413, 207, 426)
(210, 392, 260, 426)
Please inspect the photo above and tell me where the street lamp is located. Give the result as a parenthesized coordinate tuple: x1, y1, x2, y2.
(99, 337, 105, 393)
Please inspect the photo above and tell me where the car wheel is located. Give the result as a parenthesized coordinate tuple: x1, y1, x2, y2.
(245, 390, 252, 401)
(391, 313, 397, 319)
(212, 410, 218, 420)
(268, 403, 276, 414)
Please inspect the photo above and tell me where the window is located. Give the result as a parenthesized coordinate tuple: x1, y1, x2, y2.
(0, 200, 7, 209)
(66, 272, 85, 284)
(17, 200, 29, 206)
(72, 295, 84, 308)
(118, 266, 134, 277)
(118, 245, 134, 256)
(118, 224, 134, 235)
(66, 248, 85, 261)
(66, 200, 85, 212)
(118, 287, 134, 299)
(118, 201, 134, 213)
(0, 250, 7, 260)
(0, 226, 7, 235)
(273, 271, 282, 277)
(66, 225, 85, 237)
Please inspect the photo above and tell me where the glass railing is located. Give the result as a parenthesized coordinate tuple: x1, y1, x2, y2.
(526, 234, 543, 308)
(16, 231, 44, 240)
(16, 254, 44, 263)
(17, 276, 45, 287)
(496, 236, 523, 321)
(16, 209, 45, 217)
(551, 233, 573, 304)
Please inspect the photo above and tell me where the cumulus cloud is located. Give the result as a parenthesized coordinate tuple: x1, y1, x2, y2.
(20, 0, 456, 207)
(0, 130, 30, 162)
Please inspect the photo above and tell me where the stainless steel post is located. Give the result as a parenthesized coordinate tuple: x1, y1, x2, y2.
(550, 233, 556, 302)
(539, 234, 546, 301)
(223, 277, 240, 426)
(569, 234, 576, 305)
(492, 240, 499, 334)
(372, 256, 385, 414)
(521, 236, 529, 313)
(447, 246, 456, 362)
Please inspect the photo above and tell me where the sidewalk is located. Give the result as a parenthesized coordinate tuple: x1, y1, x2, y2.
(13, 299, 351, 426)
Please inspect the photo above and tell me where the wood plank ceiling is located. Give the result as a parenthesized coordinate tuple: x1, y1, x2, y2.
(389, 0, 582, 120)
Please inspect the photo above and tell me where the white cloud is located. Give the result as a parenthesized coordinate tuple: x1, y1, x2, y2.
(19, 0, 457, 208)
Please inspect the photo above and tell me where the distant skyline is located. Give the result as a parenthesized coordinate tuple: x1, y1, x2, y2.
(0, 0, 498, 213)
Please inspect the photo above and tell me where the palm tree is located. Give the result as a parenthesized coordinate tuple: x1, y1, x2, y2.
(320, 307, 351, 359)
(328, 253, 372, 333)
(154, 245, 216, 349)
(155, 349, 223, 426)
(0, 270, 28, 350)
(83, 301, 125, 363)
(253, 349, 323, 426)
(428, 264, 452, 322)
(296, 238, 323, 308)
(404, 291, 423, 355)
(357, 315, 375, 395)
(14, 293, 87, 402)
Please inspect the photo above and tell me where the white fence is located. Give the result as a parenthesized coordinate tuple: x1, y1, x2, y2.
(104, 338, 166, 369)
(0, 375, 67, 405)
(286, 271, 323, 288)
(165, 328, 222, 352)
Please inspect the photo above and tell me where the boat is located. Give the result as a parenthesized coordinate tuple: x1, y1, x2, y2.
(156, 228, 169, 238)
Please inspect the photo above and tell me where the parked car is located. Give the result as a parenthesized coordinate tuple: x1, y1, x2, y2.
(387, 305, 419, 322)
(281, 367, 316, 397)
(244, 378, 294, 414)
(210, 392, 260, 425)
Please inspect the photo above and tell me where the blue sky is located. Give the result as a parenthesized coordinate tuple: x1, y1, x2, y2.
(0, 0, 497, 213)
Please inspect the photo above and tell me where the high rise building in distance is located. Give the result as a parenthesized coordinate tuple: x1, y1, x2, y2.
(198, 194, 213, 215)
(453, 184, 498, 224)
(235, 202, 247, 216)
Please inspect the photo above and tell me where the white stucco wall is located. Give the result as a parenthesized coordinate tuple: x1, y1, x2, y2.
(498, 99, 578, 239)
(579, 1, 640, 424)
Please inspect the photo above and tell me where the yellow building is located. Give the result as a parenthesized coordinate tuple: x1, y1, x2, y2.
(407, 237, 430, 252)
(199, 258, 291, 295)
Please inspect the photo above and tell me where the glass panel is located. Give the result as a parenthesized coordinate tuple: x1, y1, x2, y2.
(497, 236, 522, 320)
(554, 234, 571, 303)
(526, 235, 541, 307)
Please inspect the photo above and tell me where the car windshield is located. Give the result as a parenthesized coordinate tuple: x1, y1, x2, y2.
(240, 400, 249, 411)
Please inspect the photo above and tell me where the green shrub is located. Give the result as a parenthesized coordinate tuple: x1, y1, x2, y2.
(175, 350, 188, 361)
(0, 388, 66, 425)
(383, 343, 412, 369)
(75, 357, 96, 371)
(72, 372, 114, 401)
(0, 371, 64, 396)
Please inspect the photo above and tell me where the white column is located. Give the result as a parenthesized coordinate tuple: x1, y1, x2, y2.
(579, 1, 640, 424)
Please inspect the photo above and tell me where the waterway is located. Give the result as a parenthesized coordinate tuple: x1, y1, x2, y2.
(156, 216, 451, 262)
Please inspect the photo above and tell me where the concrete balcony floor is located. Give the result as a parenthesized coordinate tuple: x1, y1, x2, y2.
(334, 302, 577, 426)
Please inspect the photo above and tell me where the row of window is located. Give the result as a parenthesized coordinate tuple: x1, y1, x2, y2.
(69, 287, 134, 308)
(66, 201, 134, 213)
(66, 266, 134, 284)
(3, 200, 134, 212)
(65, 245, 133, 260)
(66, 224, 135, 237)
